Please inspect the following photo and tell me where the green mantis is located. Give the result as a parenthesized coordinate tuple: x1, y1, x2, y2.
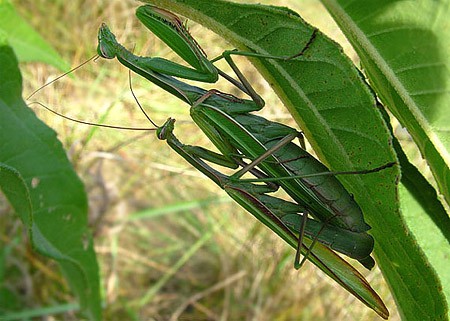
(151, 117, 388, 318)
(97, 5, 388, 270)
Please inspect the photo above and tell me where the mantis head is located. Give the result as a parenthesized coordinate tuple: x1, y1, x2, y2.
(157, 118, 176, 140)
(97, 23, 119, 59)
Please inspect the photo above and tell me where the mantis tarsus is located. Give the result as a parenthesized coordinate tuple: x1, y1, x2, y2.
(96, 5, 396, 270)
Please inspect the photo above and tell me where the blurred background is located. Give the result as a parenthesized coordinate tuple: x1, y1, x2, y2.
(3, 0, 399, 319)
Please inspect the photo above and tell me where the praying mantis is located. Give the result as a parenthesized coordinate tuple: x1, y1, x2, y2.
(97, 5, 394, 270)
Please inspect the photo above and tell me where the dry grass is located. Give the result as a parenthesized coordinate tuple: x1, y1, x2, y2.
(2, 0, 400, 319)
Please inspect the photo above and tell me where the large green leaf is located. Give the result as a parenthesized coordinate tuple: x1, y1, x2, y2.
(0, 0, 68, 71)
(142, 0, 447, 319)
(320, 0, 450, 206)
(0, 44, 100, 320)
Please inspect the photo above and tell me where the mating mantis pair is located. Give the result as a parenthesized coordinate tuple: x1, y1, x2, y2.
(30, 4, 392, 316)
(97, 4, 394, 270)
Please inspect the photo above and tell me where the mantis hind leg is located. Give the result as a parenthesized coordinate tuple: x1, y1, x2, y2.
(291, 209, 334, 270)
(285, 212, 376, 270)
(294, 209, 309, 269)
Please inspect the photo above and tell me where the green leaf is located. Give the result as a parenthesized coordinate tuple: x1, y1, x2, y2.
(320, 0, 450, 207)
(379, 105, 450, 245)
(399, 160, 450, 307)
(399, 183, 450, 317)
(143, 0, 447, 319)
(0, 44, 100, 320)
(0, 0, 68, 71)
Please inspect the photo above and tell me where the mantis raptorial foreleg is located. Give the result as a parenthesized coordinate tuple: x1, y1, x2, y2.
(132, 5, 319, 107)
